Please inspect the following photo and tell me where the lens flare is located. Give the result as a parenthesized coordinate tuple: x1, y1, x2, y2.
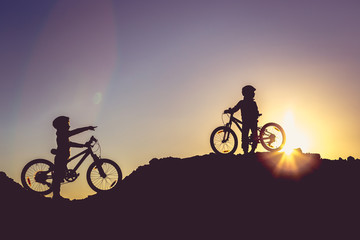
(259, 151, 321, 180)
(93, 92, 102, 105)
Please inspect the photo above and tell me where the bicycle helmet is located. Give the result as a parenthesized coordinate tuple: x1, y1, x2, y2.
(52, 116, 69, 129)
(242, 85, 256, 97)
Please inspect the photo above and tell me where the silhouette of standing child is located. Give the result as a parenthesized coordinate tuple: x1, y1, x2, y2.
(52, 116, 96, 200)
(224, 85, 260, 154)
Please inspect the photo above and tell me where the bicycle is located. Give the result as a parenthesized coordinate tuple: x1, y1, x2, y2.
(210, 111, 286, 155)
(21, 136, 122, 195)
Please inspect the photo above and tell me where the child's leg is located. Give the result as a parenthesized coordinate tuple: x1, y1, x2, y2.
(249, 122, 258, 153)
(52, 180, 61, 198)
(249, 131, 257, 153)
(242, 126, 250, 154)
(52, 170, 61, 198)
(53, 156, 66, 199)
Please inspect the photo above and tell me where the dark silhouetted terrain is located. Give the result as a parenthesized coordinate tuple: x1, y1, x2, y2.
(2, 152, 360, 239)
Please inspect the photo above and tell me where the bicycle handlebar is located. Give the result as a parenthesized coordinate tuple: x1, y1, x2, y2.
(223, 108, 231, 114)
(90, 136, 97, 143)
(223, 109, 262, 116)
(85, 136, 98, 148)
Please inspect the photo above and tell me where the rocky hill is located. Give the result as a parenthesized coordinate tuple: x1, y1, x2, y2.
(1, 152, 360, 239)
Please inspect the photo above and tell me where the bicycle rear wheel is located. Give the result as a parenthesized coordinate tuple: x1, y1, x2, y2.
(259, 123, 286, 152)
(87, 159, 122, 192)
(210, 126, 238, 154)
(21, 159, 54, 195)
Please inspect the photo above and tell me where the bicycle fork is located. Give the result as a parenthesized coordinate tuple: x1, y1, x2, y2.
(222, 125, 232, 143)
(92, 154, 107, 178)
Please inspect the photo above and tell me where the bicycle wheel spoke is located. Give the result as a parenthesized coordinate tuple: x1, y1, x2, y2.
(259, 123, 286, 151)
(22, 160, 53, 194)
(214, 129, 235, 153)
(87, 159, 121, 192)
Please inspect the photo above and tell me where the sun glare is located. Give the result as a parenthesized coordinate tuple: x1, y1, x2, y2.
(281, 111, 311, 155)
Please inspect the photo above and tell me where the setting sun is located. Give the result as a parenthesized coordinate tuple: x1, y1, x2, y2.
(280, 111, 311, 155)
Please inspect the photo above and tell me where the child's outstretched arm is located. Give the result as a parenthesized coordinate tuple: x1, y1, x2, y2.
(224, 101, 242, 114)
(69, 126, 97, 137)
(69, 141, 86, 148)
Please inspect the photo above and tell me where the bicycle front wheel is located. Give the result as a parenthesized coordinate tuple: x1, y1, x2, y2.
(87, 159, 122, 192)
(210, 126, 238, 155)
(259, 123, 286, 152)
(21, 159, 54, 195)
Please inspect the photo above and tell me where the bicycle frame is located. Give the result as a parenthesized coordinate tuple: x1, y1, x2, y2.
(67, 148, 93, 172)
(226, 114, 261, 137)
(66, 145, 106, 177)
(227, 114, 280, 147)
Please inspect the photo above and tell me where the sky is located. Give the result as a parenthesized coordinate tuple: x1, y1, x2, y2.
(1, 0, 360, 199)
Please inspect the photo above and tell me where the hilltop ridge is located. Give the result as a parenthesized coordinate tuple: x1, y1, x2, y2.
(1, 152, 360, 239)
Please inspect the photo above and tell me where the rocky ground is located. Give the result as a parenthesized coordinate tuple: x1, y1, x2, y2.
(1, 152, 360, 239)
